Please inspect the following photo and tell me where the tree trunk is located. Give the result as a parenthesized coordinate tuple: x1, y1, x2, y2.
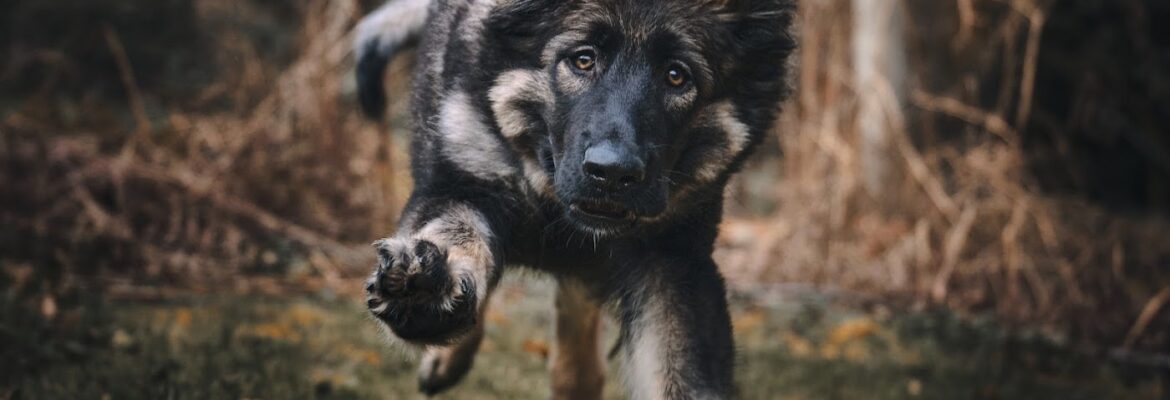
(853, 0, 908, 199)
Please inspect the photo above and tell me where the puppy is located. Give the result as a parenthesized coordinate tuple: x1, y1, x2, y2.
(355, 0, 795, 398)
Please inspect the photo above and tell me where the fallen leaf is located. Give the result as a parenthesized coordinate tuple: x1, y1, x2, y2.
(825, 318, 879, 348)
(40, 295, 58, 319)
(732, 308, 766, 333)
(111, 329, 134, 350)
(486, 309, 508, 325)
(907, 379, 922, 396)
(288, 303, 323, 326)
(522, 338, 549, 358)
(173, 308, 193, 329)
(239, 323, 301, 341)
(782, 332, 814, 357)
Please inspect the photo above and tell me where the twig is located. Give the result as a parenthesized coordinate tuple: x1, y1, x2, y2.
(911, 90, 1018, 145)
(877, 82, 962, 221)
(931, 207, 978, 303)
(1015, 6, 1047, 129)
(954, 0, 978, 47)
(1123, 286, 1170, 349)
(72, 185, 134, 240)
(101, 25, 151, 136)
(71, 154, 373, 274)
(144, 165, 373, 272)
(1001, 198, 1029, 302)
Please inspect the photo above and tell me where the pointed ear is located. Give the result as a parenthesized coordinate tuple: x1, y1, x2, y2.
(485, 0, 571, 62)
(714, 0, 797, 143)
(718, 0, 797, 60)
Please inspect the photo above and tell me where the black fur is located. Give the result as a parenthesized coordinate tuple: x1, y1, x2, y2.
(356, 40, 391, 119)
(355, 0, 795, 397)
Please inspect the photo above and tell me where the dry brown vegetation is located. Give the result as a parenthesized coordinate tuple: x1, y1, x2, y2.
(721, 0, 1170, 358)
(1, 0, 394, 297)
(2, 0, 1168, 361)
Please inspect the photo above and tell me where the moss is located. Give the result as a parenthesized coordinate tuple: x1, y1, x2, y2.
(4, 276, 1159, 399)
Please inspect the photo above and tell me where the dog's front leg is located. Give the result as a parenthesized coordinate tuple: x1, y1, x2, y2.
(364, 200, 502, 394)
(617, 255, 735, 400)
(551, 279, 606, 400)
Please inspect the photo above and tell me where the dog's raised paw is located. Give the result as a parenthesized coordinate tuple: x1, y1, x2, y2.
(366, 238, 478, 345)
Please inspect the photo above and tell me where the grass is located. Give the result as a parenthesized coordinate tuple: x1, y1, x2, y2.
(2, 276, 1161, 400)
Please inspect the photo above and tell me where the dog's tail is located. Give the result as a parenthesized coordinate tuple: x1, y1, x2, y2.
(353, 0, 432, 119)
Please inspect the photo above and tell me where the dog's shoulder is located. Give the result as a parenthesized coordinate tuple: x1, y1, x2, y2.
(408, 1, 566, 195)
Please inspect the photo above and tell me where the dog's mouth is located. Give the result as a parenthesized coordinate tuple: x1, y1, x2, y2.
(569, 199, 635, 228)
(572, 199, 632, 220)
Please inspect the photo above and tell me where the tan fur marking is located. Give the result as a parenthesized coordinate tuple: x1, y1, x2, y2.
(692, 101, 751, 182)
(624, 301, 668, 400)
(489, 69, 554, 139)
(556, 63, 590, 95)
(522, 158, 554, 195)
(439, 92, 518, 181)
(716, 102, 751, 156)
(622, 288, 721, 400)
(413, 204, 495, 310)
(551, 281, 606, 400)
(488, 68, 556, 194)
(457, 0, 497, 58)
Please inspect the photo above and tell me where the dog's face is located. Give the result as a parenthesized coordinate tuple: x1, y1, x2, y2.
(544, 6, 704, 233)
(489, 0, 795, 235)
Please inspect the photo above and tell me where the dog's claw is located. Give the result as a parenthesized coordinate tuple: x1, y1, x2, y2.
(365, 238, 478, 345)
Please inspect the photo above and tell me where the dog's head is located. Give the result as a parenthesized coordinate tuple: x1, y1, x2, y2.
(488, 0, 795, 235)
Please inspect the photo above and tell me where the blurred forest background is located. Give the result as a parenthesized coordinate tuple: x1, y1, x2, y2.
(2, 0, 1169, 398)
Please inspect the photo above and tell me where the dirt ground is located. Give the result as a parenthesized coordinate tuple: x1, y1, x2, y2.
(3, 275, 1161, 400)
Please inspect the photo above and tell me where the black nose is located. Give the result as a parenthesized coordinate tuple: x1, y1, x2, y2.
(582, 142, 645, 191)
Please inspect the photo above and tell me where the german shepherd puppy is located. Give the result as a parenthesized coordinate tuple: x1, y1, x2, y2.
(354, 0, 795, 398)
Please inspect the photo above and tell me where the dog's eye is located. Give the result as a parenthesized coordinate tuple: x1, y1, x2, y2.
(666, 66, 689, 88)
(573, 50, 596, 71)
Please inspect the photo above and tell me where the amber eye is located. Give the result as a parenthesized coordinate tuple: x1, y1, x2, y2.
(573, 50, 596, 71)
(666, 66, 688, 87)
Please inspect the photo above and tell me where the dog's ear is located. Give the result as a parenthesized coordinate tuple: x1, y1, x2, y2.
(717, 0, 797, 61)
(715, 0, 797, 133)
(485, 0, 570, 63)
